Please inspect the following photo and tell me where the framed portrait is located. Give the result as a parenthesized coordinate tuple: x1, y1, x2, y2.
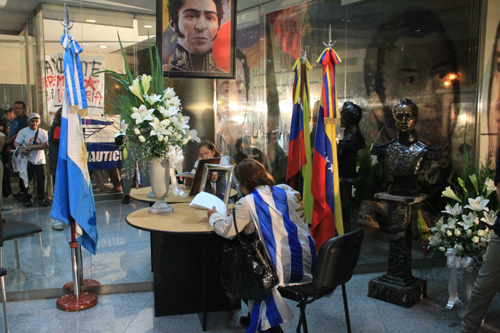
(199, 164, 234, 206)
(157, 0, 236, 79)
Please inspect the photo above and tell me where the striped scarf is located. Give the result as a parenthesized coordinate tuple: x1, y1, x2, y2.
(242, 185, 317, 332)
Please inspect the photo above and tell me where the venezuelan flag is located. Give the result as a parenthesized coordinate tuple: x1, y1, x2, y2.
(311, 48, 343, 251)
(286, 58, 314, 223)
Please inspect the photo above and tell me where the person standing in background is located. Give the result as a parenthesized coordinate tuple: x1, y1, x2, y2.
(14, 113, 49, 207)
(1, 108, 15, 198)
(48, 108, 63, 230)
(6, 101, 29, 200)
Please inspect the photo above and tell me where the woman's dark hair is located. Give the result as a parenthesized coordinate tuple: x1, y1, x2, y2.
(235, 159, 275, 194)
(197, 140, 220, 157)
(49, 107, 62, 136)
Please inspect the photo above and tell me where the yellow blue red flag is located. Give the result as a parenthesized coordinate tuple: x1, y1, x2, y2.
(286, 58, 313, 223)
(311, 47, 343, 251)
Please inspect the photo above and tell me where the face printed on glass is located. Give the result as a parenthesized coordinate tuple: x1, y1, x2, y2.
(173, 0, 219, 55)
(393, 104, 418, 133)
(210, 171, 218, 182)
(488, 28, 500, 158)
(380, 33, 457, 145)
(217, 59, 247, 145)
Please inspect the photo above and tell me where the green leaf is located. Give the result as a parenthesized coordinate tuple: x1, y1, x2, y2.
(117, 32, 134, 85)
(458, 177, 467, 193)
(469, 174, 479, 196)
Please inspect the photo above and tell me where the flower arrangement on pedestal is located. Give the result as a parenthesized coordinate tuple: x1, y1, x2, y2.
(106, 37, 199, 160)
(430, 174, 497, 266)
(101, 36, 200, 213)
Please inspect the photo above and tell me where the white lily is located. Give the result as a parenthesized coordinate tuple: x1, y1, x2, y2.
(458, 212, 477, 230)
(485, 179, 496, 197)
(441, 203, 462, 217)
(170, 96, 181, 107)
(150, 117, 171, 136)
(131, 105, 154, 124)
(464, 196, 489, 212)
(480, 210, 496, 226)
(119, 120, 128, 134)
(159, 105, 178, 118)
(429, 233, 441, 245)
(477, 229, 484, 237)
(454, 229, 461, 236)
(129, 78, 144, 102)
(188, 129, 201, 143)
(140, 74, 151, 95)
(146, 94, 162, 105)
(472, 236, 479, 243)
(138, 135, 145, 143)
(163, 87, 176, 99)
(134, 128, 140, 135)
(442, 186, 461, 202)
(443, 217, 457, 229)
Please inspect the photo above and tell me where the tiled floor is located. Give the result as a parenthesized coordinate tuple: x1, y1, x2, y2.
(0, 270, 499, 332)
(0, 193, 499, 332)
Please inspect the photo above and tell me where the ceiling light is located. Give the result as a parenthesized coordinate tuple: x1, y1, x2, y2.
(143, 25, 153, 28)
(99, 45, 108, 48)
(86, 19, 96, 23)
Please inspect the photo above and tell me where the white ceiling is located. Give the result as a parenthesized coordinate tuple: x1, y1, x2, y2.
(0, 0, 155, 35)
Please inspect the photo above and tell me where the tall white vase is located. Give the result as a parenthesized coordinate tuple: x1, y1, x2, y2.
(148, 158, 174, 214)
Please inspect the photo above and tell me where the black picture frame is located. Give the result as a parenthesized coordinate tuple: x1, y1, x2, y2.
(157, 0, 236, 79)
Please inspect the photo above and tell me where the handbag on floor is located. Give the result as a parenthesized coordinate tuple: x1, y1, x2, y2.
(220, 208, 279, 301)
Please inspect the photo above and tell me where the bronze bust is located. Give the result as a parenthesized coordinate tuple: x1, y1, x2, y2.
(372, 99, 439, 196)
(338, 102, 366, 178)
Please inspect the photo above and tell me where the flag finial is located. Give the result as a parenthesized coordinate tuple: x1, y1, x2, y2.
(323, 24, 336, 48)
(59, 3, 73, 34)
(301, 50, 307, 64)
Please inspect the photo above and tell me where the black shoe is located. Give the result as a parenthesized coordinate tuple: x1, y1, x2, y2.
(2, 191, 12, 198)
(122, 195, 130, 204)
(240, 314, 251, 328)
(24, 200, 33, 207)
(39, 200, 48, 207)
(12, 192, 23, 198)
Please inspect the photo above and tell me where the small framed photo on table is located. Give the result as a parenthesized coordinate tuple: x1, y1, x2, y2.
(157, 0, 236, 79)
(199, 164, 234, 206)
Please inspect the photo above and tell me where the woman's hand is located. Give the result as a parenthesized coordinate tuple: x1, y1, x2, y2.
(207, 206, 217, 218)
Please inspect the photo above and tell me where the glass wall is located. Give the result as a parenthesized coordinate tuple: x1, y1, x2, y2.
(222, 0, 484, 234)
(2, 0, 492, 295)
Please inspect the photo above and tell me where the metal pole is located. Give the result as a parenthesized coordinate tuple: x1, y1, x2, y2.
(70, 217, 80, 298)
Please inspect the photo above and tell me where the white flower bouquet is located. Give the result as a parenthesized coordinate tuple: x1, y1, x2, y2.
(103, 36, 199, 160)
(430, 171, 498, 266)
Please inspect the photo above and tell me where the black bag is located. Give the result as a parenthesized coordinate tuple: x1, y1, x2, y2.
(220, 208, 279, 301)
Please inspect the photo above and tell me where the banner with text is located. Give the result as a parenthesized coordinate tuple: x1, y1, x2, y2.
(45, 54, 105, 115)
(82, 115, 122, 170)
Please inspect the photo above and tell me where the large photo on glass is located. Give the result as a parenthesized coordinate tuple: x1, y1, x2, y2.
(157, 0, 236, 79)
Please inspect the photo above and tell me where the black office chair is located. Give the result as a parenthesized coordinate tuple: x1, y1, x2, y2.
(0, 221, 45, 276)
(0, 214, 9, 332)
(278, 228, 364, 333)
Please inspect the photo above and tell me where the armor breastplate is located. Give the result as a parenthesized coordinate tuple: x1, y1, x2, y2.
(385, 140, 426, 179)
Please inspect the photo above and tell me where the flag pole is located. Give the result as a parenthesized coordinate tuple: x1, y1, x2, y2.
(55, 4, 98, 311)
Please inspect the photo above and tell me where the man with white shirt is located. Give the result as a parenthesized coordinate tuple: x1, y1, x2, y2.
(14, 113, 49, 207)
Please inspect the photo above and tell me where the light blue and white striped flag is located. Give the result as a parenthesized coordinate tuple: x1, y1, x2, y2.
(243, 185, 317, 332)
(50, 34, 98, 254)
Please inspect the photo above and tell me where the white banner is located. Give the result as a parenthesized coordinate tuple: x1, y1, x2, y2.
(45, 54, 105, 115)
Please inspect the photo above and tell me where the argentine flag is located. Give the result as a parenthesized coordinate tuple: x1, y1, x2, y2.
(51, 34, 98, 254)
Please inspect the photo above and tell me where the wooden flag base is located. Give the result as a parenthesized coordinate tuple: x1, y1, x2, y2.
(56, 291, 98, 311)
(63, 279, 101, 292)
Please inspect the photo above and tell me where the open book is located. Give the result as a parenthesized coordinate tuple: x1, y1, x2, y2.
(190, 191, 227, 216)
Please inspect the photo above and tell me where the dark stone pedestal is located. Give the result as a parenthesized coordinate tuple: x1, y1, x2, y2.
(368, 275, 427, 308)
(339, 178, 357, 233)
(367, 192, 428, 308)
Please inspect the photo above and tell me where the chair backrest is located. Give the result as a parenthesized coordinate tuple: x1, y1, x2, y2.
(0, 210, 3, 248)
(312, 228, 364, 297)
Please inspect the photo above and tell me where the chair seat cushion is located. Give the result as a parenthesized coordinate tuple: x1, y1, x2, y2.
(3, 222, 43, 241)
(0, 268, 6, 277)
